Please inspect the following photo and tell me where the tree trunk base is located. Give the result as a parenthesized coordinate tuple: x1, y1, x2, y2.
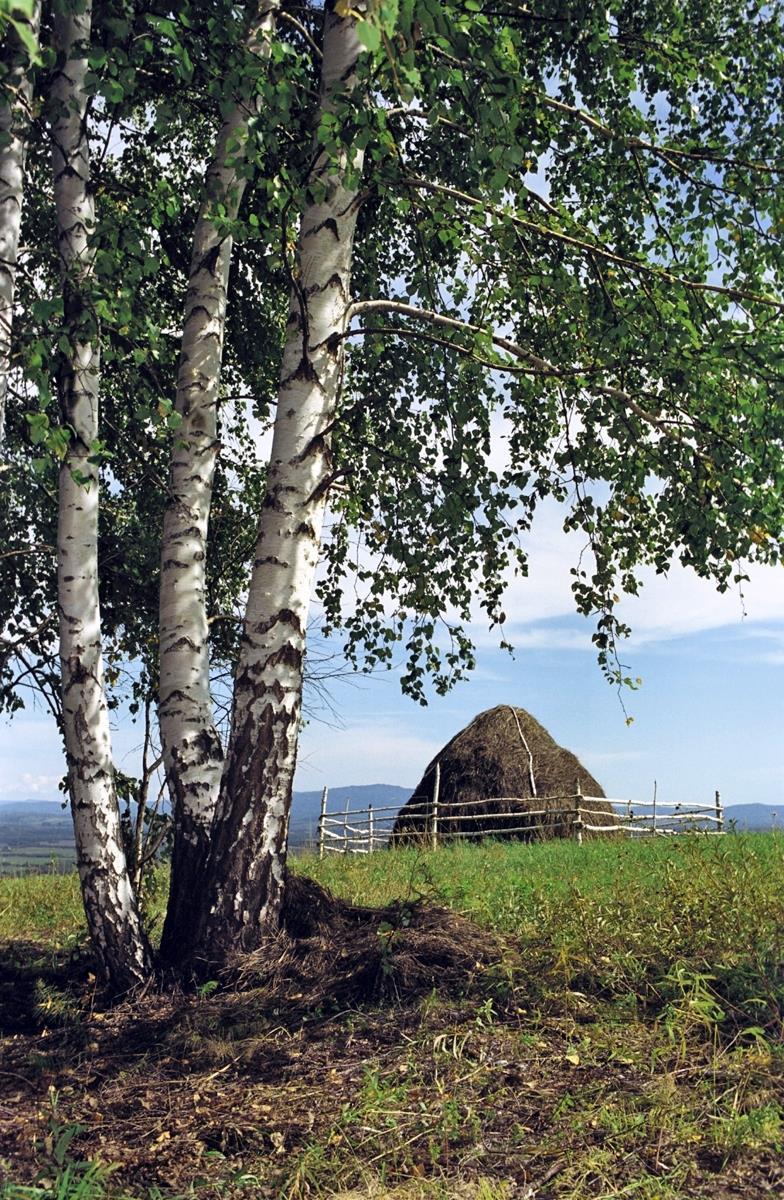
(216, 874, 500, 1008)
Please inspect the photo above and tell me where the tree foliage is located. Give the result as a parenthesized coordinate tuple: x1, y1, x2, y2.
(4, 0, 783, 712)
(0, 0, 782, 984)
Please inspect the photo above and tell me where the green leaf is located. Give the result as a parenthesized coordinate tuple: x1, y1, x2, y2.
(356, 20, 381, 53)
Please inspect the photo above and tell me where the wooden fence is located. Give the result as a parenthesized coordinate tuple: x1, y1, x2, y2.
(316, 771, 725, 857)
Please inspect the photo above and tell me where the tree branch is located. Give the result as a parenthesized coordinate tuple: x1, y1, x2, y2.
(278, 9, 322, 58)
(540, 94, 781, 176)
(404, 176, 783, 310)
(348, 298, 707, 450)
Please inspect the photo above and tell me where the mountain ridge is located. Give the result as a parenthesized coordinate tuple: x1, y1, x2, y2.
(0, 785, 414, 857)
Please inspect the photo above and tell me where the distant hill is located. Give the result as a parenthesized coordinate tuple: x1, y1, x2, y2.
(0, 785, 413, 861)
(0, 800, 75, 874)
(0, 800, 68, 816)
(1, 792, 778, 870)
(724, 803, 781, 831)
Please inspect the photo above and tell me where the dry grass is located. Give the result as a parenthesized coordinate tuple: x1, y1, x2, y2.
(234, 874, 500, 1008)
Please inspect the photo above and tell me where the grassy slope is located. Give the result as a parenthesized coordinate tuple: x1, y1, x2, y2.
(1, 834, 783, 1199)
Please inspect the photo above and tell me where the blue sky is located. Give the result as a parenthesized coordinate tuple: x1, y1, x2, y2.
(293, 505, 784, 808)
(3, 498, 782, 810)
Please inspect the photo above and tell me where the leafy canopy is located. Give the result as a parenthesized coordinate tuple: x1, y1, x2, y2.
(2, 0, 782, 719)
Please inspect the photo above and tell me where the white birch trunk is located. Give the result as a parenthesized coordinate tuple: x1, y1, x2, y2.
(0, 2, 40, 453)
(52, 2, 152, 990)
(158, 0, 278, 964)
(190, 5, 367, 963)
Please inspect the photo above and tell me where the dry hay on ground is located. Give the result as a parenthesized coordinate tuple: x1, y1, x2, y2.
(2, 939, 781, 1200)
(0, 882, 502, 1198)
(393, 704, 617, 844)
(232, 873, 500, 1006)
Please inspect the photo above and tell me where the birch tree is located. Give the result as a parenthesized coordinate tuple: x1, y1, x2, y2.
(158, 0, 280, 964)
(50, 0, 152, 988)
(0, 0, 39, 453)
(166, 0, 369, 964)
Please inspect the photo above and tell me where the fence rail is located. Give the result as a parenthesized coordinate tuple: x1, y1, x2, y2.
(316, 779, 724, 857)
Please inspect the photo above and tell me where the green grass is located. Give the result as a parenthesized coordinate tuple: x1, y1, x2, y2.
(2, 833, 783, 1199)
(3, 832, 783, 1031)
(0, 869, 85, 943)
(297, 833, 784, 1035)
(298, 831, 784, 923)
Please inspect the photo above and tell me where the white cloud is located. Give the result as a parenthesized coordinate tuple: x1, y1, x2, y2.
(18, 772, 64, 797)
(736, 628, 784, 665)
(295, 718, 440, 790)
(616, 563, 784, 645)
(470, 496, 784, 650)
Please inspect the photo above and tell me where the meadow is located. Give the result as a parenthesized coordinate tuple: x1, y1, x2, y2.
(1, 833, 782, 1199)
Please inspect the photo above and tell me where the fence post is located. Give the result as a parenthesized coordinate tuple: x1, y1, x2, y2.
(651, 779, 657, 838)
(368, 803, 374, 854)
(318, 786, 328, 860)
(573, 778, 583, 846)
(431, 761, 441, 851)
(343, 791, 351, 855)
(715, 789, 723, 833)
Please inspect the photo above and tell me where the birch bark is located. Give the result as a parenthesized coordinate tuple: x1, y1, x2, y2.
(184, 4, 367, 965)
(52, 2, 152, 990)
(158, 0, 278, 966)
(0, 2, 40, 454)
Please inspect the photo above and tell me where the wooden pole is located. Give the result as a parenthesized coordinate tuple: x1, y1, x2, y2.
(368, 803, 374, 854)
(574, 778, 583, 846)
(343, 790, 350, 855)
(318, 786, 328, 860)
(652, 779, 657, 838)
(715, 789, 723, 833)
(431, 761, 441, 851)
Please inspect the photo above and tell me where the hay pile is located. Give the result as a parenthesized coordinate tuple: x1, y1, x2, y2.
(229, 875, 499, 1007)
(392, 705, 616, 844)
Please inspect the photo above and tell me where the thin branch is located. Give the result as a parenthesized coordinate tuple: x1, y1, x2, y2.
(343, 322, 528, 372)
(11, 649, 62, 725)
(0, 543, 56, 561)
(350, 298, 559, 371)
(348, 298, 707, 450)
(404, 176, 783, 310)
(278, 9, 322, 57)
(540, 94, 782, 176)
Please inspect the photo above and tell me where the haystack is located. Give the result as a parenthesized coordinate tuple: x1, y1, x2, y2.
(392, 705, 616, 844)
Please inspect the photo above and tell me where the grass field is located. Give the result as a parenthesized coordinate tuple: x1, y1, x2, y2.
(0, 848, 76, 876)
(1, 834, 783, 1199)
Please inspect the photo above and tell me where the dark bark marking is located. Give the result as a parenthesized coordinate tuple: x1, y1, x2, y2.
(265, 641, 302, 671)
(306, 216, 339, 240)
(254, 554, 288, 568)
(253, 607, 303, 637)
(196, 243, 223, 277)
(286, 355, 321, 385)
(169, 635, 201, 652)
(262, 490, 285, 513)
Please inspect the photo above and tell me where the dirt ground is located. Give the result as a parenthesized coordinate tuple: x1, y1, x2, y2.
(2, 935, 783, 1200)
